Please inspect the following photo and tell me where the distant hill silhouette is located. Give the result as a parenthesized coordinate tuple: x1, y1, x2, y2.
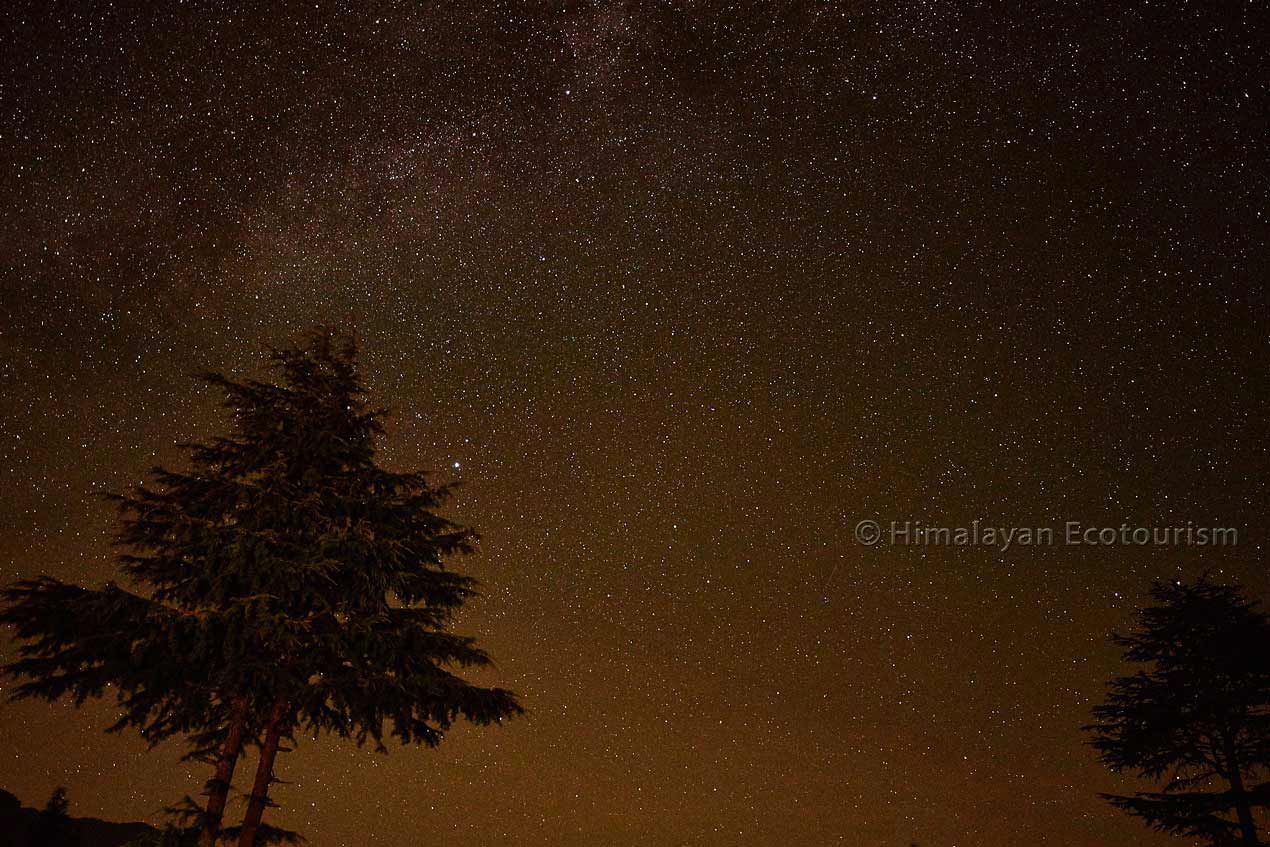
(0, 788, 157, 847)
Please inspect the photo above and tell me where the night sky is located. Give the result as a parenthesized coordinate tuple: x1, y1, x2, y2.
(1, 2, 1267, 845)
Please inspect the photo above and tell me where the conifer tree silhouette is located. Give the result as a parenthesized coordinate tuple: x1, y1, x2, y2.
(3, 328, 521, 847)
(1087, 577, 1270, 845)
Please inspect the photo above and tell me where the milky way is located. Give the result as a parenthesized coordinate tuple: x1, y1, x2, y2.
(1, 3, 1266, 845)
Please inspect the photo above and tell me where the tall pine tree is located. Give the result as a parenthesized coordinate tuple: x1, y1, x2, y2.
(1086, 577, 1270, 845)
(2, 328, 522, 847)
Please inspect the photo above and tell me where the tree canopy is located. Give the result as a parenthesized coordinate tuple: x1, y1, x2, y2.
(1087, 577, 1270, 845)
(2, 328, 522, 846)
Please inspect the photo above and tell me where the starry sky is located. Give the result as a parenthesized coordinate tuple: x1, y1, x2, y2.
(1, 2, 1267, 845)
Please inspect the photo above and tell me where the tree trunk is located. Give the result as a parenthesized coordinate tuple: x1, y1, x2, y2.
(1224, 736, 1260, 846)
(237, 699, 289, 847)
(198, 698, 250, 847)
(1229, 773, 1260, 846)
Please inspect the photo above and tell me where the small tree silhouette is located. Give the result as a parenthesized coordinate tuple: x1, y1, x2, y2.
(35, 786, 73, 846)
(1086, 577, 1270, 845)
